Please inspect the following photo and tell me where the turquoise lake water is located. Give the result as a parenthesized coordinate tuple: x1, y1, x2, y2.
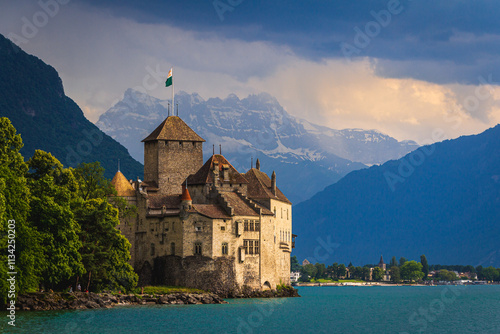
(2, 286, 500, 333)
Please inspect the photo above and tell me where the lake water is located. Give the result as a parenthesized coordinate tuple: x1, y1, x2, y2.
(2, 286, 500, 333)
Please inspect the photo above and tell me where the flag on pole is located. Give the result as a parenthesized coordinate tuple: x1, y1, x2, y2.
(165, 68, 173, 87)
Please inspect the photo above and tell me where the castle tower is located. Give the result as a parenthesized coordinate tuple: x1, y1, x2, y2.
(142, 116, 205, 195)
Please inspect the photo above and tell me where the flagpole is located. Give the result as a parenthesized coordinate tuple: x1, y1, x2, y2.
(172, 67, 174, 118)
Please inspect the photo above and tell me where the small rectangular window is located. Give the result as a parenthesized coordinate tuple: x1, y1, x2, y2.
(221, 226, 225, 231)
(194, 242, 202, 255)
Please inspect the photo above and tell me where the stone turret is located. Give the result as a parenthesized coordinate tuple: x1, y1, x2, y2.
(181, 185, 192, 211)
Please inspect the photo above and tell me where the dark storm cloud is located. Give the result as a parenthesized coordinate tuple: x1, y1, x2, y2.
(80, 0, 500, 85)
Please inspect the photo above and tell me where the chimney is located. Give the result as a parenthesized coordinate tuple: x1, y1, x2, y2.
(222, 165, 229, 182)
(271, 170, 276, 196)
(256, 158, 260, 171)
(212, 160, 220, 187)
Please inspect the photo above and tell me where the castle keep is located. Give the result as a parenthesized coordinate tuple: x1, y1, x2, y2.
(112, 116, 293, 292)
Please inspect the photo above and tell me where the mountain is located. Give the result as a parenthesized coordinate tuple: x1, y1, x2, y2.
(293, 125, 500, 267)
(0, 34, 143, 180)
(97, 89, 418, 203)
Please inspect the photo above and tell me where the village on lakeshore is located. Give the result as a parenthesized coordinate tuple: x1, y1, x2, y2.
(290, 256, 499, 286)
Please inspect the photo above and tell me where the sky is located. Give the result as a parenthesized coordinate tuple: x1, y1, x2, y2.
(1, 0, 500, 143)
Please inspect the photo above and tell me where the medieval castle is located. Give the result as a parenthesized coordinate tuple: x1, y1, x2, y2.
(111, 116, 294, 292)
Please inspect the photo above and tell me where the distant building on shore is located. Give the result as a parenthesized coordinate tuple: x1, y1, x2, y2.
(290, 271, 300, 283)
(112, 116, 293, 292)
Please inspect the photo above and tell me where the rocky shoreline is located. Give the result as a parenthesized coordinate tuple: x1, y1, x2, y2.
(11, 287, 299, 311)
(13, 291, 226, 311)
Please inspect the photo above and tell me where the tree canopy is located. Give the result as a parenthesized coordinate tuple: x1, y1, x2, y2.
(0, 118, 138, 298)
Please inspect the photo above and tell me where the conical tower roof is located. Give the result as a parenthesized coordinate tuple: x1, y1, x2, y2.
(111, 171, 135, 196)
(181, 185, 192, 201)
(142, 116, 205, 142)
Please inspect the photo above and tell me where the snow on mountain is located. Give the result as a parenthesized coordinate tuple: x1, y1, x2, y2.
(96, 89, 418, 203)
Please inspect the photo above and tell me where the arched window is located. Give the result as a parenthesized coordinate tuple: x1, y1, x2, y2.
(170, 242, 175, 255)
(222, 242, 228, 255)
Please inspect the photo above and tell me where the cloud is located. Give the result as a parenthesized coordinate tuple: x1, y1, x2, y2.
(250, 58, 500, 143)
(0, 0, 499, 144)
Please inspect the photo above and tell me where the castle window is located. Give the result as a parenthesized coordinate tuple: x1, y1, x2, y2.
(249, 221, 255, 231)
(192, 141, 195, 146)
(150, 243, 155, 256)
(243, 239, 259, 255)
(170, 242, 175, 256)
(255, 221, 260, 231)
(221, 226, 225, 231)
(244, 220, 249, 231)
(222, 242, 228, 255)
(194, 242, 202, 255)
(287, 209, 289, 220)
(195, 226, 202, 232)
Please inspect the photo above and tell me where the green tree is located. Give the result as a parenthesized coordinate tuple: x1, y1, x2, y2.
(399, 257, 407, 267)
(327, 262, 338, 279)
(420, 255, 429, 279)
(436, 269, 457, 281)
(290, 256, 301, 272)
(73, 198, 137, 291)
(361, 267, 371, 281)
(315, 263, 327, 279)
(0, 118, 41, 299)
(300, 264, 317, 282)
(73, 162, 113, 200)
(352, 266, 364, 280)
(481, 267, 500, 282)
(337, 264, 347, 278)
(476, 265, 484, 280)
(390, 266, 401, 283)
(464, 265, 475, 274)
(73, 162, 138, 291)
(400, 261, 424, 283)
(26, 150, 84, 289)
(372, 267, 384, 282)
(389, 256, 398, 268)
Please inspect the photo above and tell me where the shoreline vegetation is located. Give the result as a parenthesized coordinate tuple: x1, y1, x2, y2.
(294, 281, 499, 287)
(7, 285, 300, 311)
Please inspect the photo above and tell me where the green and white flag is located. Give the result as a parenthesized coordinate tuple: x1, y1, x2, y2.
(165, 68, 173, 87)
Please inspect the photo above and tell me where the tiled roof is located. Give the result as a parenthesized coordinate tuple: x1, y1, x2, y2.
(193, 204, 231, 219)
(187, 154, 249, 185)
(111, 171, 135, 197)
(142, 116, 205, 142)
(148, 194, 181, 209)
(244, 168, 291, 204)
(222, 192, 260, 217)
